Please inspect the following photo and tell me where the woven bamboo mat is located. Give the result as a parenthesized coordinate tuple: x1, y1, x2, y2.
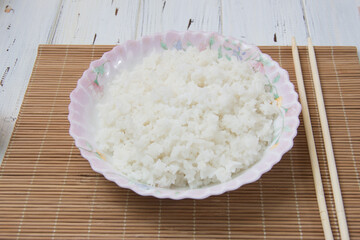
(0, 45, 359, 239)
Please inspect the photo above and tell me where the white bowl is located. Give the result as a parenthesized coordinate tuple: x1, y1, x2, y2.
(68, 31, 301, 199)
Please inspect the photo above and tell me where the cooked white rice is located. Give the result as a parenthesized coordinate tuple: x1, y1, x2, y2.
(95, 47, 280, 188)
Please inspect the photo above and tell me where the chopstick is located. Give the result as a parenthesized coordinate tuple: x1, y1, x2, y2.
(291, 37, 333, 240)
(307, 38, 350, 240)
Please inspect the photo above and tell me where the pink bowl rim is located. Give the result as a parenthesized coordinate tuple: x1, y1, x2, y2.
(68, 30, 302, 200)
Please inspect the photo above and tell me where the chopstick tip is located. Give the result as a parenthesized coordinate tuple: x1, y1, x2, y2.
(291, 37, 296, 47)
(307, 37, 313, 46)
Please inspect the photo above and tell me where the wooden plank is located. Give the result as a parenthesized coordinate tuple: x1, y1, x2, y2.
(137, 0, 221, 38)
(302, 0, 360, 54)
(52, 0, 140, 44)
(0, 0, 61, 163)
(222, 0, 308, 45)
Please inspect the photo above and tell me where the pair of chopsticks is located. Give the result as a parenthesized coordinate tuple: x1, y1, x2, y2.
(291, 38, 350, 240)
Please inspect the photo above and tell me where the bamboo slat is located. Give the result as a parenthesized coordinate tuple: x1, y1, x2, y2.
(0, 45, 359, 239)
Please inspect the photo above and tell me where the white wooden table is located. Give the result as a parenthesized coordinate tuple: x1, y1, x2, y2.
(0, 0, 359, 163)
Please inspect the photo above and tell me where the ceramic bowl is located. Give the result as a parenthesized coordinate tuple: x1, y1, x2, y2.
(68, 31, 301, 199)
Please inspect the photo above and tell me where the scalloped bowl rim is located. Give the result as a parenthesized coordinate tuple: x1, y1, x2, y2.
(68, 31, 301, 200)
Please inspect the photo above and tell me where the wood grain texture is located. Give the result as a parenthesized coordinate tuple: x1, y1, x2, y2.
(0, 0, 61, 163)
(222, 0, 308, 45)
(137, 0, 221, 38)
(52, 0, 140, 44)
(302, 0, 360, 49)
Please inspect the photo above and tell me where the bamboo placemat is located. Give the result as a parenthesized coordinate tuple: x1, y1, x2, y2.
(0, 45, 359, 239)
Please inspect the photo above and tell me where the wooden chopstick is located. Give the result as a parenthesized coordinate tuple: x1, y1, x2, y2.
(291, 37, 334, 240)
(307, 38, 350, 240)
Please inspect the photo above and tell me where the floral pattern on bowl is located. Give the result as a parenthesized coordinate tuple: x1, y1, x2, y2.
(68, 31, 301, 200)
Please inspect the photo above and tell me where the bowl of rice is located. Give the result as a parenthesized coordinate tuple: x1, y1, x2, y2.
(68, 31, 301, 199)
